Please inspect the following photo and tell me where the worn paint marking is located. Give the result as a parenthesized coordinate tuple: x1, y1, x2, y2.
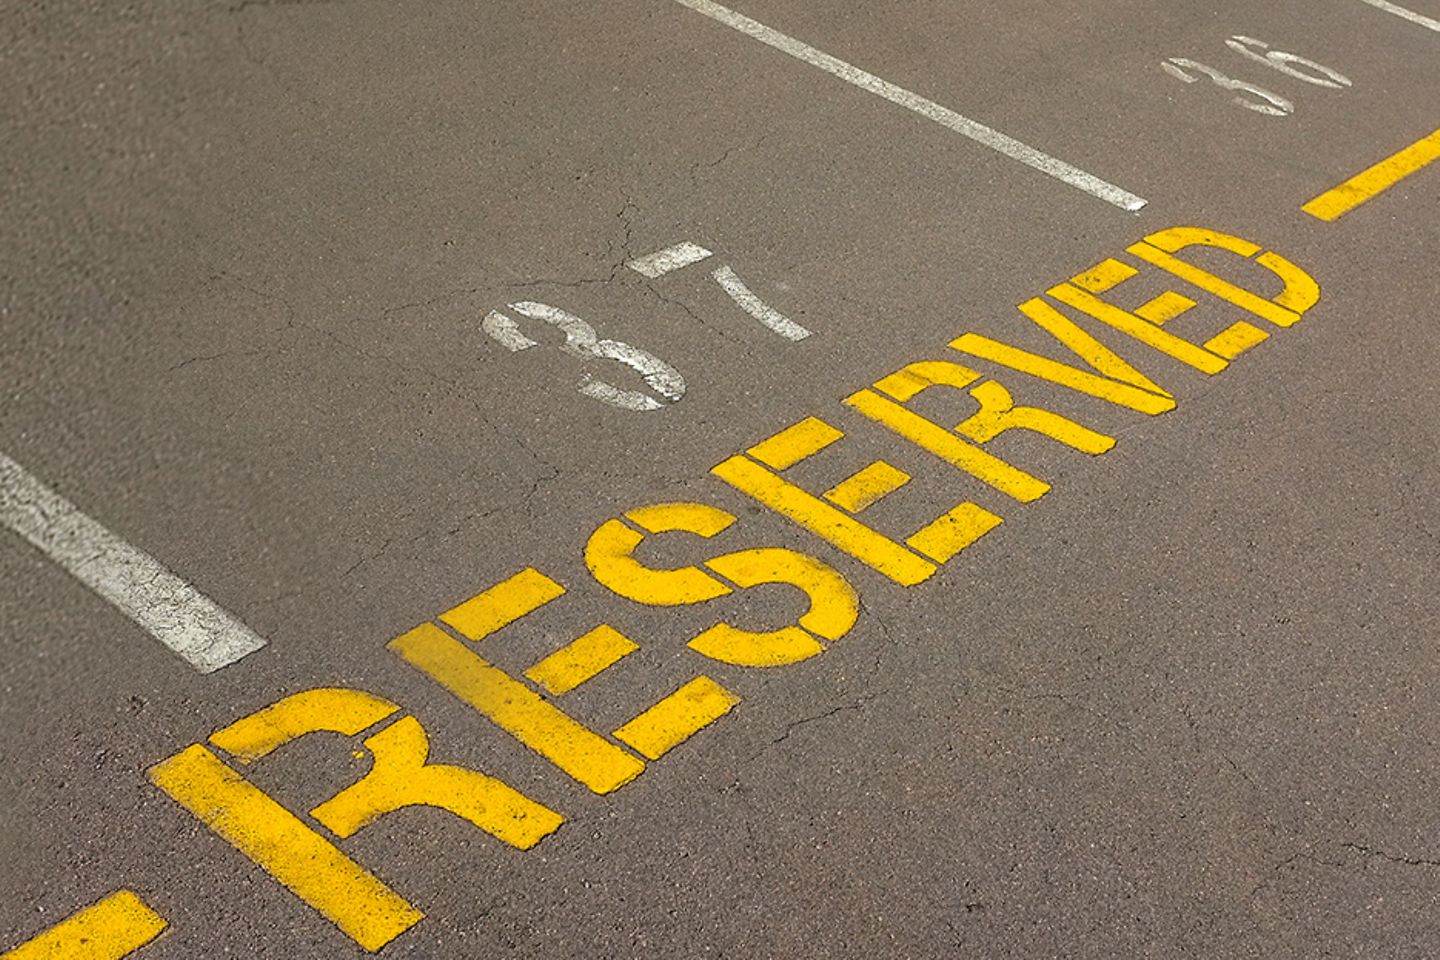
(823, 460, 911, 513)
(613, 676, 740, 759)
(525, 624, 639, 695)
(100, 225, 1320, 953)
(711, 265, 812, 340)
(147, 745, 423, 953)
(1357, 0, 1440, 31)
(1302, 127, 1440, 221)
(0, 454, 266, 673)
(389, 622, 647, 794)
(627, 242, 715, 278)
(1, 891, 167, 960)
(668, 0, 1148, 211)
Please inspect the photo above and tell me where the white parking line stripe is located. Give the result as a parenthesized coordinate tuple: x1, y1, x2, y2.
(669, 0, 1148, 212)
(1357, 0, 1440, 31)
(628, 242, 715, 278)
(0, 453, 267, 673)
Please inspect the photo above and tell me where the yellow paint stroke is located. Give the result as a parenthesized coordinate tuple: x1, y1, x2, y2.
(1204, 320, 1269, 361)
(526, 624, 638, 695)
(2, 891, 166, 960)
(389, 623, 645, 794)
(747, 416, 844, 469)
(148, 744, 422, 953)
(614, 677, 740, 760)
(1012, 297, 1172, 397)
(1303, 128, 1440, 221)
(586, 513, 732, 606)
(906, 502, 1004, 564)
(843, 390, 1050, 502)
(1070, 257, 1138, 294)
(1047, 283, 1227, 375)
(1133, 290, 1196, 326)
(440, 567, 565, 641)
(951, 332, 1174, 413)
(209, 688, 401, 764)
(956, 381, 1115, 455)
(688, 546, 858, 666)
(1126, 229, 1319, 328)
(310, 716, 565, 848)
(823, 460, 911, 513)
(712, 454, 936, 587)
(705, 548, 858, 642)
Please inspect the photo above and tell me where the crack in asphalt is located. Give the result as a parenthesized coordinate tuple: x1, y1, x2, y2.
(1342, 841, 1440, 869)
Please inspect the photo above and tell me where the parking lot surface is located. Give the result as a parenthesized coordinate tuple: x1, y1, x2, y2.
(3, 1, 1440, 956)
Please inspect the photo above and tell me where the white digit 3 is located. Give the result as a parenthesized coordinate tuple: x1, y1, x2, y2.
(482, 301, 687, 412)
(1161, 57, 1295, 116)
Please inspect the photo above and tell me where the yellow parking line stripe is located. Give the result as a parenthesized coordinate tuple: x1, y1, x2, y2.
(1302, 128, 1440, 221)
(2, 890, 166, 960)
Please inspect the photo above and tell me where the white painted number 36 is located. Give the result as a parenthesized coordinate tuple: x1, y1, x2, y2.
(483, 301, 687, 412)
(1163, 35, 1351, 117)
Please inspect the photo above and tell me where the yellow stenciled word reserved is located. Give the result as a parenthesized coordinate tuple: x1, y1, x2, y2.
(144, 225, 1320, 952)
(1, 890, 167, 960)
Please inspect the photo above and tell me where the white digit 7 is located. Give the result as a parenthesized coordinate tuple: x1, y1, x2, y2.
(482, 301, 687, 412)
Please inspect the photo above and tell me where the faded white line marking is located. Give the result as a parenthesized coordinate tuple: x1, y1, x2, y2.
(711, 266, 811, 340)
(481, 309, 538, 352)
(486, 301, 688, 411)
(0, 454, 267, 673)
(1357, 0, 1440, 31)
(668, 0, 1148, 212)
(628, 242, 715, 278)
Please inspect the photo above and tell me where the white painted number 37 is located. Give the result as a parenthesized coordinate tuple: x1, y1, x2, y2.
(482, 301, 687, 412)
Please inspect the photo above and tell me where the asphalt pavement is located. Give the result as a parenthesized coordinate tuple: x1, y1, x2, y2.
(3, 0, 1440, 957)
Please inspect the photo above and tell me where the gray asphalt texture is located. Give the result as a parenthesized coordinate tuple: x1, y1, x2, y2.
(3, 0, 1440, 956)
